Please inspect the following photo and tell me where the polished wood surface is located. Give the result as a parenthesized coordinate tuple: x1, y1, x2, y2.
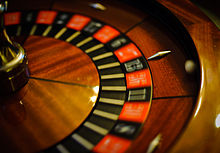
(127, 97, 195, 153)
(1, 0, 219, 153)
(26, 36, 99, 86)
(53, 0, 147, 33)
(0, 36, 99, 153)
(126, 17, 198, 98)
(125, 14, 198, 153)
(52, 2, 198, 153)
(157, 0, 220, 153)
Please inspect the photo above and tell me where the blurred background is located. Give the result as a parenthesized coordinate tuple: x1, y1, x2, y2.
(191, 0, 220, 29)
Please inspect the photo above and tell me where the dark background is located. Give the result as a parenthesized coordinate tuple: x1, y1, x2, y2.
(191, 0, 220, 29)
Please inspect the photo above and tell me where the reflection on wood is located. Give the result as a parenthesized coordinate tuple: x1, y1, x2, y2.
(1, 0, 219, 153)
(158, 0, 220, 153)
(25, 36, 99, 87)
(0, 79, 98, 153)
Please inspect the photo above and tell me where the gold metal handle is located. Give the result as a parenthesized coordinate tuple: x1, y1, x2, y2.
(0, 1, 29, 95)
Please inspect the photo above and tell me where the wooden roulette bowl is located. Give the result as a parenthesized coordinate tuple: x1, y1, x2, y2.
(0, 0, 219, 153)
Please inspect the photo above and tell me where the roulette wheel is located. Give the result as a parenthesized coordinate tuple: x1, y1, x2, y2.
(0, 0, 219, 153)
